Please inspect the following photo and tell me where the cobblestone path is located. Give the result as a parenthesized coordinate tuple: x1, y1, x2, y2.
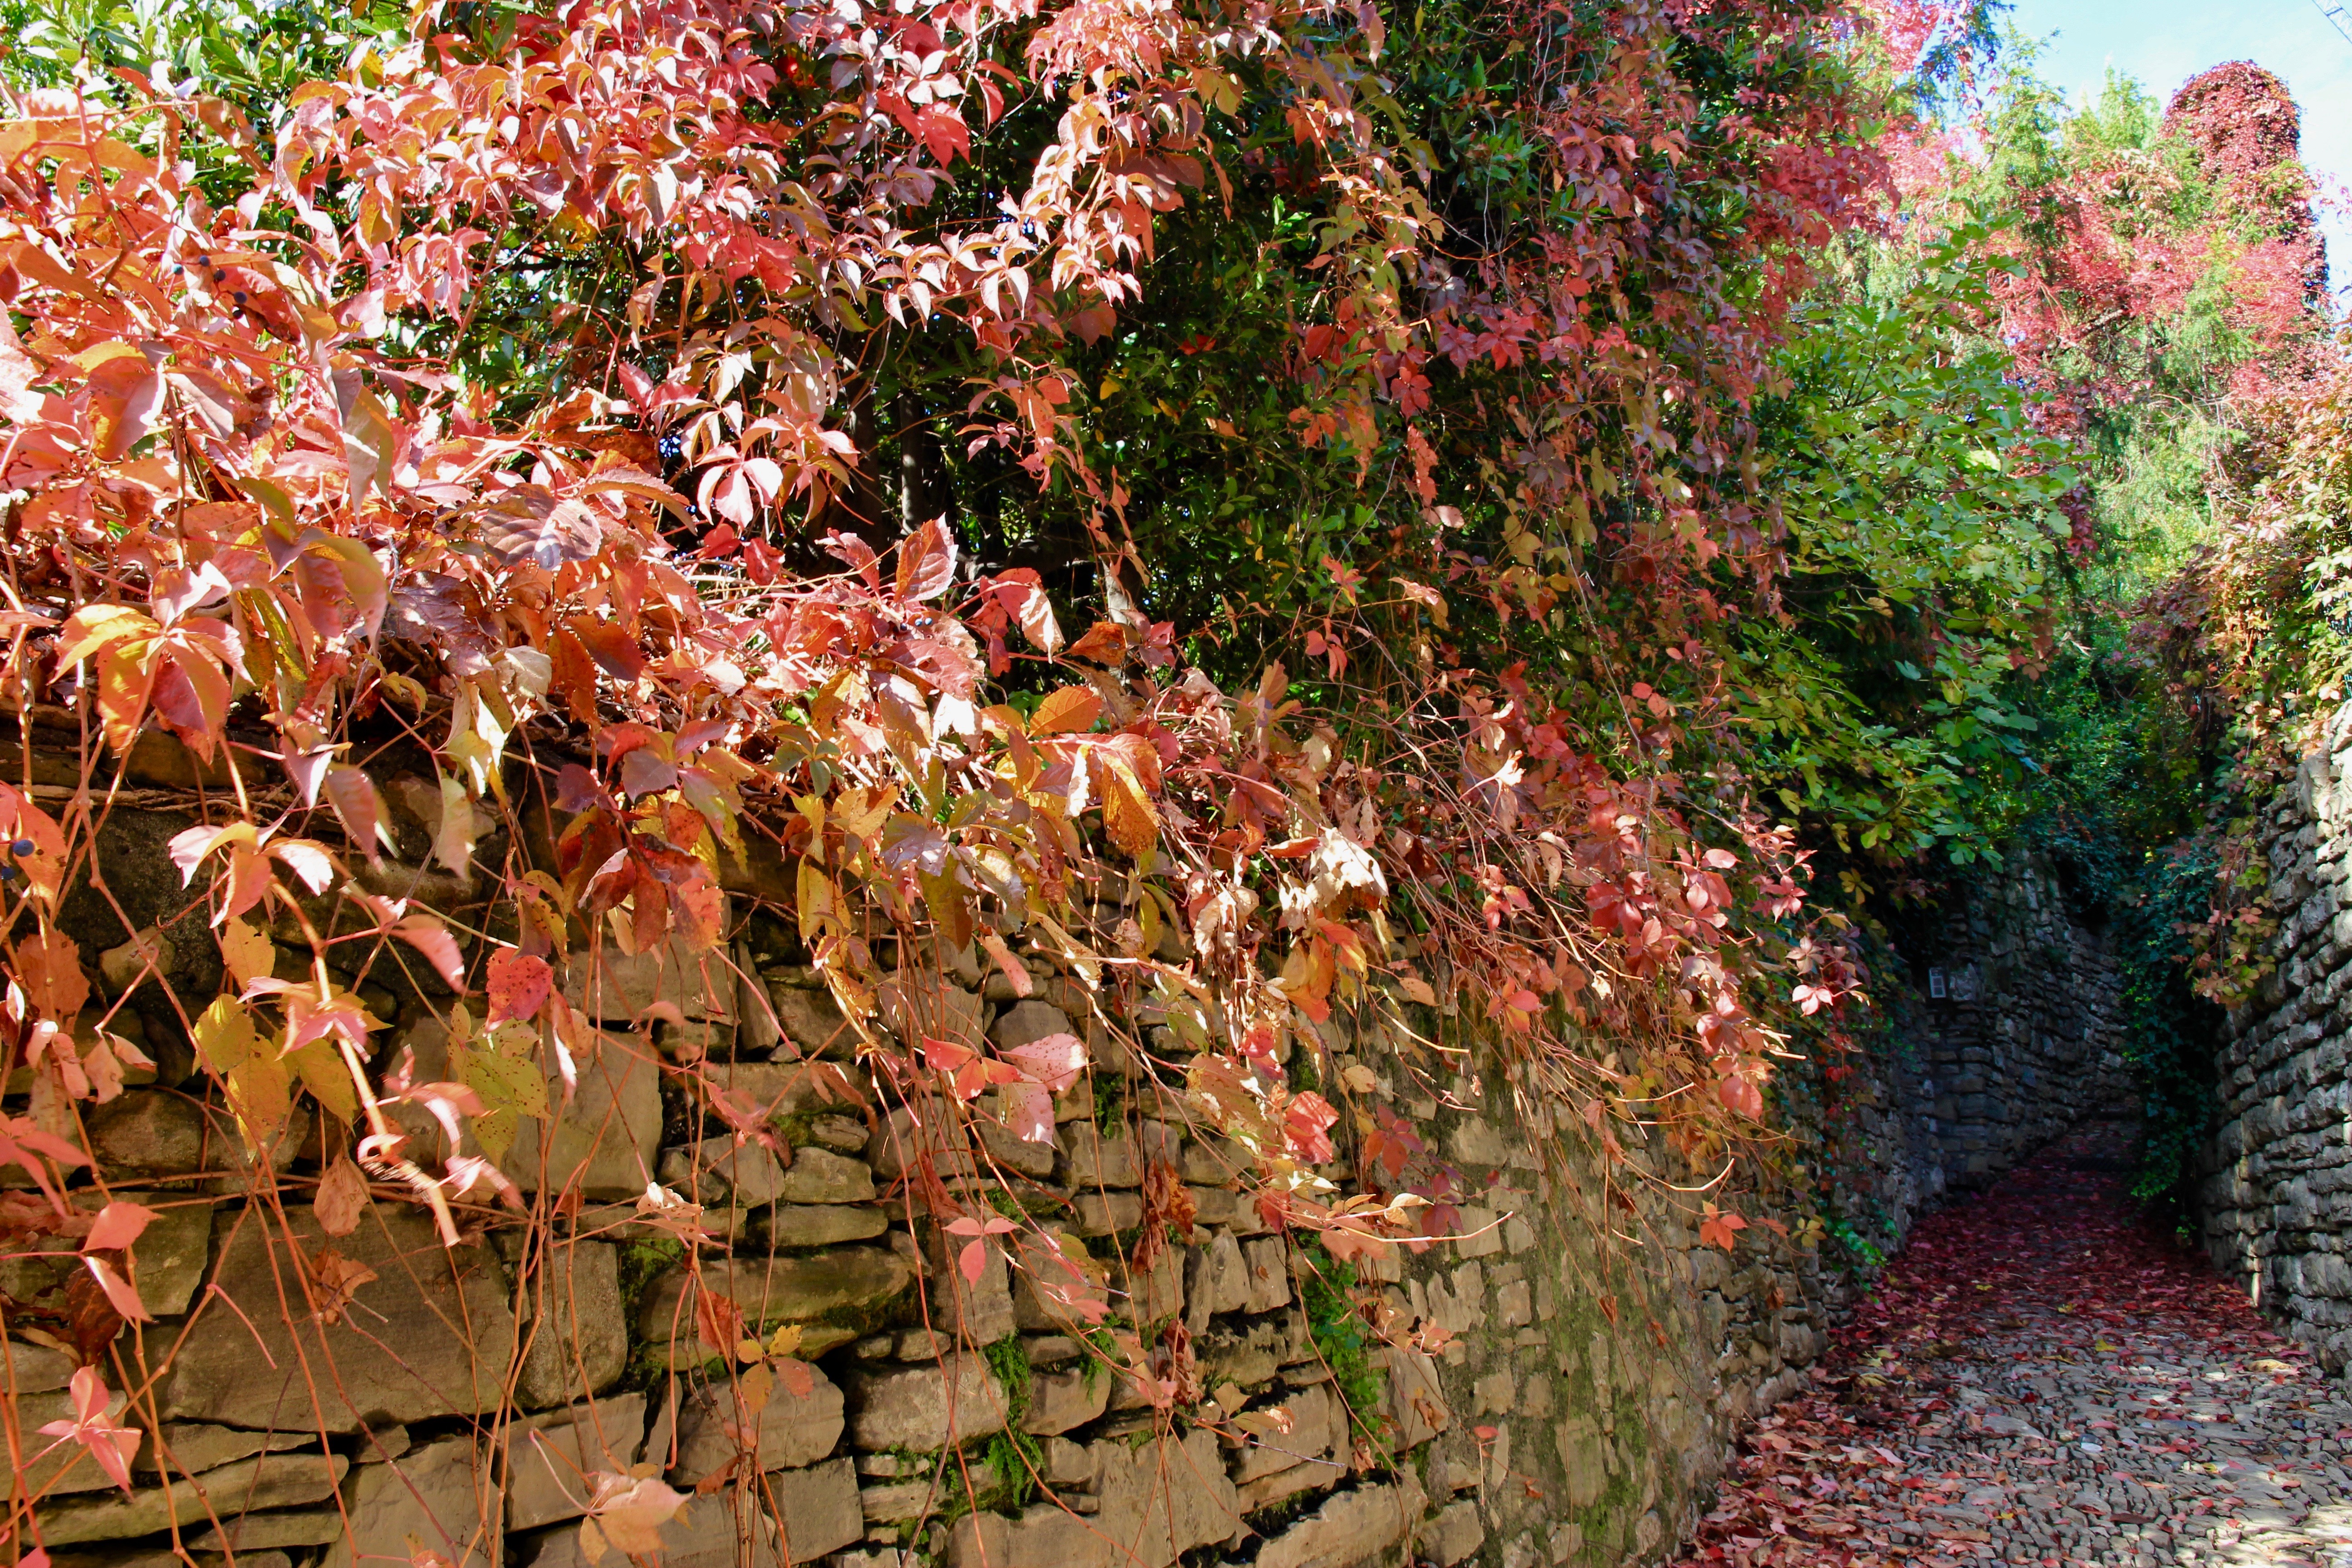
(1674, 1122, 2352, 1567)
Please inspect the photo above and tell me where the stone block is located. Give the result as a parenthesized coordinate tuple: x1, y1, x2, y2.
(880, 973, 987, 1049)
(770, 984, 854, 1057)
(507, 1392, 648, 1531)
(562, 937, 735, 1024)
(1243, 1237, 1292, 1313)
(666, 1362, 844, 1484)
(165, 1211, 515, 1432)
(83, 1091, 296, 1191)
(14, 1384, 131, 1496)
(1185, 1230, 1250, 1332)
(845, 1353, 1008, 1451)
(1426, 1499, 1486, 1567)
(637, 1248, 911, 1356)
(1061, 1125, 1141, 1189)
(138, 1421, 310, 1479)
(991, 1000, 1074, 1053)
(661, 1136, 790, 1207)
(516, 1492, 775, 1568)
(760, 1203, 890, 1249)
(866, 1104, 977, 1181)
(945, 1428, 1238, 1568)
(1072, 1191, 1142, 1235)
(737, 946, 783, 1054)
(116, 1197, 212, 1317)
(1252, 1475, 1423, 1568)
(1020, 1363, 1112, 1436)
(3, 1337, 74, 1393)
(917, 1221, 1016, 1344)
(707, 1058, 865, 1120)
(770, 1456, 864, 1560)
(510, 1033, 662, 1200)
(515, 1240, 629, 1409)
(190, 1509, 345, 1550)
(1121, 1245, 1184, 1327)
(1382, 1348, 1450, 1447)
(34, 1450, 348, 1545)
(1229, 1383, 1337, 1484)
(778, 1147, 878, 1205)
(322, 1435, 491, 1568)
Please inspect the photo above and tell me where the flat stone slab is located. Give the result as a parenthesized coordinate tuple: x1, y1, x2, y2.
(163, 1209, 516, 1432)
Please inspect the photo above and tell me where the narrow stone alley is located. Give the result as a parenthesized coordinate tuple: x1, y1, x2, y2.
(1674, 1122, 2352, 1568)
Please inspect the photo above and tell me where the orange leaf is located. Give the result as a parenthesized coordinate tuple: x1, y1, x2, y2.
(1028, 686, 1102, 737)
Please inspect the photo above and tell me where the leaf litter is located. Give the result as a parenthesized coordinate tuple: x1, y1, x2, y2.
(1672, 1120, 2352, 1568)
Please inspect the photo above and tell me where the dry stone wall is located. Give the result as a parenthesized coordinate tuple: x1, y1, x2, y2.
(1880, 861, 2132, 1205)
(2203, 703, 2352, 1365)
(0, 777, 2108, 1568)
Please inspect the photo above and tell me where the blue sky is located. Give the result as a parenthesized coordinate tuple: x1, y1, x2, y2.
(2003, 0, 2352, 294)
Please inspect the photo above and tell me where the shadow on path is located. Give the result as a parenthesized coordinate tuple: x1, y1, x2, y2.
(1671, 1120, 2352, 1567)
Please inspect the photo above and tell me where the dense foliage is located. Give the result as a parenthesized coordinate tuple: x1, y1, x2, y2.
(0, 0, 2341, 1516)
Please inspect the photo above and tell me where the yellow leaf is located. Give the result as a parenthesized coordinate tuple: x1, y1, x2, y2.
(830, 784, 897, 843)
(458, 1021, 549, 1162)
(288, 1038, 358, 1126)
(191, 997, 260, 1076)
(218, 916, 277, 991)
(1098, 758, 1159, 860)
(796, 858, 837, 946)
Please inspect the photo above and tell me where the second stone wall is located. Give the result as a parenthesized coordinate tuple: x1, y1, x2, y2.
(2204, 703, 2352, 1365)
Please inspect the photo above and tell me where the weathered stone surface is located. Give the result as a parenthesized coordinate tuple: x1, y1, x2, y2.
(991, 1000, 1074, 1054)
(1071, 1191, 1142, 1235)
(1381, 1347, 1450, 1447)
(666, 1361, 843, 1483)
(760, 1203, 889, 1249)
(510, 1033, 662, 1200)
(845, 1353, 1008, 1451)
(1229, 1383, 1336, 1484)
(323, 1435, 491, 1568)
(867, 1104, 977, 1181)
(1019, 1363, 1111, 1436)
(770, 984, 852, 1057)
(1243, 1236, 1292, 1313)
(769, 1456, 863, 1560)
(516, 1491, 778, 1568)
(637, 1247, 912, 1350)
(114, 1197, 213, 1316)
(507, 1392, 647, 1531)
(1425, 1499, 1486, 1568)
(859, 1458, 1002, 1525)
(83, 1092, 293, 1188)
(34, 1450, 348, 1545)
(919, 1222, 1016, 1344)
(946, 1429, 1239, 1568)
(777, 1146, 877, 1204)
(737, 950, 784, 1054)
(515, 1239, 629, 1409)
(0, 1196, 211, 1318)
(1251, 1475, 1424, 1568)
(164, 1210, 516, 1432)
(706, 1058, 864, 1120)
(15, 1385, 130, 1496)
(562, 936, 736, 1023)
(660, 1136, 789, 1207)
(191, 1509, 348, 1550)
(1061, 1125, 1140, 1188)
(1186, 1229, 1250, 1331)
(139, 1421, 310, 1478)
(3, 1336, 74, 1392)
(880, 972, 986, 1048)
